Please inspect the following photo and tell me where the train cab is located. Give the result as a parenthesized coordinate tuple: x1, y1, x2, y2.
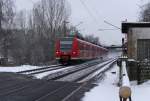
(55, 37, 78, 64)
(55, 35, 108, 64)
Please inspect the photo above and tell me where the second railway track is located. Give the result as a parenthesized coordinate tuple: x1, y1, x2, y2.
(44, 58, 117, 81)
(16, 58, 117, 82)
(56, 58, 117, 82)
(0, 58, 118, 101)
(16, 59, 108, 77)
(16, 64, 64, 75)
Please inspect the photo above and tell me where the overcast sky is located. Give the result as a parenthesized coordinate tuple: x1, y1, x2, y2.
(15, 0, 149, 45)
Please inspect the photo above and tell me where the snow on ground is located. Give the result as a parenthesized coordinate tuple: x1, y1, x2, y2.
(0, 65, 42, 72)
(131, 81, 150, 101)
(34, 59, 115, 79)
(82, 63, 150, 101)
(122, 61, 130, 87)
(0, 64, 74, 79)
(83, 84, 119, 101)
(79, 60, 117, 83)
(34, 66, 74, 79)
(107, 50, 122, 59)
(82, 64, 120, 101)
(0, 65, 59, 73)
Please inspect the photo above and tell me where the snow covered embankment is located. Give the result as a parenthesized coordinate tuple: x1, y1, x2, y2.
(82, 64, 120, 101)
(0, 65, 42, 73)
(121, 61, 130, 87)
(119, 61, 131, 100)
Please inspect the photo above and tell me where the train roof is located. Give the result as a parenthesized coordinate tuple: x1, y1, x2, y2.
(76, 37, 108, 51)
(59, 36, 108, 51)
(122, 22, 150, 33)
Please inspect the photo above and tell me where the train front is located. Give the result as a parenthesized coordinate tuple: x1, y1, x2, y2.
(55, 37, 78, 64)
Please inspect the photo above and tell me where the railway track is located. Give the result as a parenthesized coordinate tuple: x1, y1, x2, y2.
(16, 58, 117, 82)
(78, 59, 117, 83)
(0, 58, 118, 101)
(35, 58, 117, 101)
(42, 59, 105, 80)
(56, 58, 117, 82)
(16, 64, 64, 75)
(44, 58, 116, 81)
(16, 59, 108, 78)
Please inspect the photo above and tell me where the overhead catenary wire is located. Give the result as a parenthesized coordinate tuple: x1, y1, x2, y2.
(86, 0, 108, 22)
(79, 0, 101, 27)
(79, 0, 121, 31)
(104, 20, 121, 30)
(98, 28, 119, 31)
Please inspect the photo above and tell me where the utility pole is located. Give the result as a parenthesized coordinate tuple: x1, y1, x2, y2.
(0, 1, 8, 65)
(63, 20, 67, 37)
(0, 1, 2, 31)
(63, 20, 69, 37)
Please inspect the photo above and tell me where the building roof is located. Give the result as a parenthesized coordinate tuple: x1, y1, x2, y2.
(122, 22, 150, 33)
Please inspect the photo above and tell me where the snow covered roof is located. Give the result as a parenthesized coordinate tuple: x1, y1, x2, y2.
(122, 22, 150, 33)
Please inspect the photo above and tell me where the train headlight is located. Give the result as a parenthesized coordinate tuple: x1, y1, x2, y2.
(73, 52, 76, 54)
(56, 51, 59, 54)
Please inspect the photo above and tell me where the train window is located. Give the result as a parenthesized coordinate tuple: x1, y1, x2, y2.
(78, 43, 81, 49)
(60, 37, 73, 52)
(87, 46, 88, 50)
(60, 41, 72, 45)
(60, 37, 74, 41)
(60, 46, 72, 52)
(90, 46, 92, 51)
(83, 44, 85, 50)
(85, 44, 88, 50)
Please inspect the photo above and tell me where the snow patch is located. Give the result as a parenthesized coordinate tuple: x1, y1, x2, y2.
(82, 64, 120, 101)
(83, 84, 119, 101)
(122, 61, 130, 87)
(83, 62, 150, 101)
(0, 65, 41, 72)
(131, 82, 150, 101)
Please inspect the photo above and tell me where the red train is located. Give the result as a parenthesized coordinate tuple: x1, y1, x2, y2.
(55, 36, 108, 64)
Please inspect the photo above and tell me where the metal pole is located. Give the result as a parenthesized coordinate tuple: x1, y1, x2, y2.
(0, 1, 2, 31)
(137, 63, 141, 84)
(64, 20, 66, 37)
(63, 20, 69, 37)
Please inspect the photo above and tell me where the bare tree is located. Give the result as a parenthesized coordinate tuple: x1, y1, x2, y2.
(85, 35, 101, 45)
(0, 0, 15, 64)
(0, 0, 71, 65)
(32, 0, 71, 38)
(139, 2, 150, 21)
(28, 0, 71, 63)
(14, 10, 27, 30)
(8, 10, 27, 64)
(0, 0, 15, 29)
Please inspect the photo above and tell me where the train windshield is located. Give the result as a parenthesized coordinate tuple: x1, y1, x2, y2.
(60, 37, 74, 52)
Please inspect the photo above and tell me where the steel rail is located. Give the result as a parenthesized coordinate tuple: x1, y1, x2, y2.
(77, 59, 117, 83)
(58, 58, 117, 82)
(16, 65, 63, 74)
(75, 59, 117, 82)
(45, 58, 113, 80)
(61, 59, 118, 101)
